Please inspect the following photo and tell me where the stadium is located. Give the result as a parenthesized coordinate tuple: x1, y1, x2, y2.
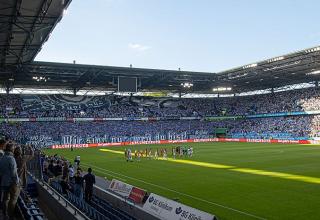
(0, 0, 320, 220)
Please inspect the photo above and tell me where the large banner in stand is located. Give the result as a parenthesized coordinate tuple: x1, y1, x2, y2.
(108, 179, 133, 198)
(143, 193, 216, 220)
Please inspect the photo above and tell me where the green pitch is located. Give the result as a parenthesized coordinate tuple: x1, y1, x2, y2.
(44, 142, 320, 220)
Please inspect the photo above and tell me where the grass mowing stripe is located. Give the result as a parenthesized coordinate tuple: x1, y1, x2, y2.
(100, 149, 124, 154)
(79, 161, 267, 220)
(231, 168, 320, 184)
(101, 149, 320, 185)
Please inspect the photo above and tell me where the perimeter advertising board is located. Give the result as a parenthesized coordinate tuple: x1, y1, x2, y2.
(108, 179, 147, 204)
(51, 138, 311, 149)
(108, 179, 133, 198)
(128, 187, 147, 204)
(143, 193, 216, 220)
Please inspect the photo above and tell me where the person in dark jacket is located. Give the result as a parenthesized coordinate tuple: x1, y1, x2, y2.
(60, 176, 71, 195)
(83, 168, 95, 203)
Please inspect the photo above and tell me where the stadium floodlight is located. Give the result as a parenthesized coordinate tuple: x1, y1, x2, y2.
(306, 70, 320, 75)
(212, 87, 232, 92)
(242, 63, 257, 69)
(305, 46, 320, 53)
(63, 9, 68, 16)
(32, 76, 48, 82)
(181, 82, 193, 88)
(228, 73, 248, 79)
(267, 56, 284, 63)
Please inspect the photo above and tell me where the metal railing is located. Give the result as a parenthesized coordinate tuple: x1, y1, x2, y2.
(28, 172, 91, 220)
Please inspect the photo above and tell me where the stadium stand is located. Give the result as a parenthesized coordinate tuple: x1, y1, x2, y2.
(1, 87, 320, 145)
(1, 87, 320, 118)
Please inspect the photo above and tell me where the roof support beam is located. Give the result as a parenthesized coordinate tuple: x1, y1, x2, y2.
(18, 0, 53, 64)
(1, 0, 22, 67)
(71, 70, 104, 93)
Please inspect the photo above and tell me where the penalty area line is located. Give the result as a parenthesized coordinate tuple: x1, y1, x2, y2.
(80, 161, 267, 220)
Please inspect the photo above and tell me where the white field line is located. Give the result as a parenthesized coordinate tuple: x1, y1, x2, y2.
(80, 161, 267, 220)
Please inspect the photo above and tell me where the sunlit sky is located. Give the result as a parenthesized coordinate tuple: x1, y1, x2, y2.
(36, 0, 320, 72)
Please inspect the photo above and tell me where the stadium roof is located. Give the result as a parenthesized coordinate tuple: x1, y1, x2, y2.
(0, 1, 319, 95)
(2, 46, 319, 94)
(0, 0, 71, 67)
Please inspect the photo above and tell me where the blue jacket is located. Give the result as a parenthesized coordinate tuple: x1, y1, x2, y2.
(0, 151, 19, 187)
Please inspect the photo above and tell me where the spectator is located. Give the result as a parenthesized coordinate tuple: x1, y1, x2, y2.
(53, 160, 63, 180)
(0, 139, 5, 157)
(0, 139, 5, 210)
(48, 160, 55, 177)
(83, 168, 95, 204)
(14, 145, 34, 188)
(0, 142, 20, 219)
(74, 170, 84, 199)
(62, 161, 69, 181)
(60, 176, 71, 195)
(68, 164, 75, 182)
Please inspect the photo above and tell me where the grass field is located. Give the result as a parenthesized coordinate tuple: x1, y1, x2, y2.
(44, 142, 320, 220)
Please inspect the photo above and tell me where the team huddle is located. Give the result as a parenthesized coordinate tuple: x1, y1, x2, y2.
(124, 146, 194, 162)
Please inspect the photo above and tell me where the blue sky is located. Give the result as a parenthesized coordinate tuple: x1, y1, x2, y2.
(36, 0, 320, 72)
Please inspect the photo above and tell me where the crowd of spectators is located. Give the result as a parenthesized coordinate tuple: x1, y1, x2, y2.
(0, 120, 217, 144)
(1, 87, 320, 118)
(230, 116, 312, 139)
(0, 88, 320, 144)
(0, 115, 319, 145)
(0, 139, 34, 219)
(42, 154, 96, 203)
(0, 137, 97, 220)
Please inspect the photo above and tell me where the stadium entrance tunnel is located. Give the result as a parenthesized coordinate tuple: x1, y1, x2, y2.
(99, 149, 320, 185)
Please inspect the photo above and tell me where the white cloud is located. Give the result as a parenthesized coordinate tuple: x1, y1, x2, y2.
(128, 43, 151, 51)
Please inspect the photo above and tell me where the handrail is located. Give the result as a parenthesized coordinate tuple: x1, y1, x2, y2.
(28, 172, 91, 220)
